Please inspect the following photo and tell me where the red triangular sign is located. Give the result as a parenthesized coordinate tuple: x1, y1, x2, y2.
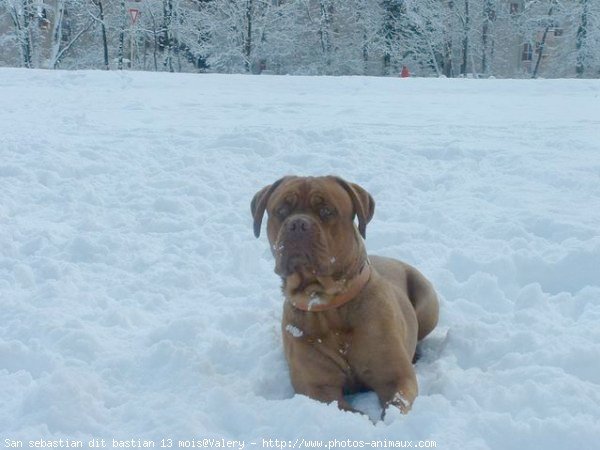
(129, 9, 140, 25)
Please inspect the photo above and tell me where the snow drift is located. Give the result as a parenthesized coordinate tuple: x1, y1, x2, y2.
(0, 69, 599, 449)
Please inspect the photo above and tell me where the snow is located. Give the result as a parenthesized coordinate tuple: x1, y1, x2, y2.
(1, 68, 600, 449)
(284, 325, 303, 339)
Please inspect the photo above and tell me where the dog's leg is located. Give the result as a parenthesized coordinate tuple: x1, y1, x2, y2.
(285, 337, 357, 413)
(359, 348, 418, 416)
(379, 358, 418, 416)
(302, 384, 356, 412)
(379, 375, 418, 416)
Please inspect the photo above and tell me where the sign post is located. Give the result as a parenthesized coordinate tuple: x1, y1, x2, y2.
(127, 0, 143, 68)
(129, 9, 140, 25)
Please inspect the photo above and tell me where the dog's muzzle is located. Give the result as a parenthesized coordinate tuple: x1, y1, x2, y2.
(275, 215, 326, 276)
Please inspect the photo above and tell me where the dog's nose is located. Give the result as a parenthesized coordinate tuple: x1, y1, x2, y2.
(286, 216, 313, 235)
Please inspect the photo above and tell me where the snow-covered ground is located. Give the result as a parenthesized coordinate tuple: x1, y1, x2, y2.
(1, 68, 599, 449)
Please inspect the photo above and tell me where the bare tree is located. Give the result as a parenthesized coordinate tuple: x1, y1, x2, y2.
(318, 0, 333, 71)
(162, 0, 174, 72)
(243, 0, 253, 72)
(1, 0, 599, 77)
(47, 1, 94, 69)
(531, 1, 555, 79)
(91, 0, 110, 70)
(481, 0, 496, 75)
(460, 0, 470, 75)
(117, 0, 126, 69)
(6, 0, 34, 67)
(576, 0, 589, 77)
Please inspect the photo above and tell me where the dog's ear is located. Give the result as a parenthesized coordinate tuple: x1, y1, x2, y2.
(251, 177, 290, 238)
(331, 177, 375, 239)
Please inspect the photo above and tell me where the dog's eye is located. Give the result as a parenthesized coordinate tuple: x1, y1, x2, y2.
(319, 206, 335, 220)
(276, 205, 291, 219)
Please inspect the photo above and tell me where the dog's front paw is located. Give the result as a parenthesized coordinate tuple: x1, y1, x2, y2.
(388, 391, 412, 415)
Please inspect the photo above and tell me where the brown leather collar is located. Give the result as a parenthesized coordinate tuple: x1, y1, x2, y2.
(290, 261, 372, 312)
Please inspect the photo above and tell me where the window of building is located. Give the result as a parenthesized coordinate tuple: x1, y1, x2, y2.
(522, 43, 533, 62)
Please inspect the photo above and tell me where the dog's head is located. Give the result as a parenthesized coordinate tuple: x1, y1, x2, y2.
(251, 176, 374, 298)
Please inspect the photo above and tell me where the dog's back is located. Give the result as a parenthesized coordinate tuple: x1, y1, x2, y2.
(369, 255, 439, 341)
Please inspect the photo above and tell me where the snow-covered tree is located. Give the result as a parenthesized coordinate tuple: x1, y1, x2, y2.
(378, 0, 448, 77)
(46, 1, 95, 69)
(568, 0, 600, 78)
(91, 0, 109, 70)
(1, 0, 599, 76)
(195, 0, 268, 73)
(4, 0, 37, 67)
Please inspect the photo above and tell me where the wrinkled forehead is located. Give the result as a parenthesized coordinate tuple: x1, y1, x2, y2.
(268, 176, 353, 213)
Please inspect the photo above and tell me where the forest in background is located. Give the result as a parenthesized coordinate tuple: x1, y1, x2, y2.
(1, 0, 599, 78)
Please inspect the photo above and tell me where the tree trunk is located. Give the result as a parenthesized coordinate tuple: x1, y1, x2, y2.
(49, 1, 65, 68)
(427, 40, 442, 77)
(381, 0, 397, 76)
(383, 53, 391, 76)
(363, 31, 369, 75)
(319, 0, 333, 72)
(460, 0, 469, 76)
(244, 0, 253, 72)
(118, 0, 126, 70)
(97, 0, 109, 70)
(576, 0, 588, 78)
(532, 4, 554, 79)
(481, 0, 495, 75)
(163, 0, 174, 72)
(18, 0, 33, 68)
(148, 8, 159, 71)
(443, 0, 454, 77)
(358, 2, 368, 75)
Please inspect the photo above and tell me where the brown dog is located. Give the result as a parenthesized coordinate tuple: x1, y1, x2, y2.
(251, 176, 439, 416)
